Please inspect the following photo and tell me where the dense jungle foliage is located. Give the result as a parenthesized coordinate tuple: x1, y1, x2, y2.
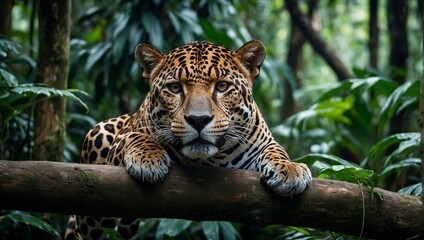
(0, 0, 422, 239)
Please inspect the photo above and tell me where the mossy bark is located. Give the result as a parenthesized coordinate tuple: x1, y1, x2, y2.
(0, 160, 421, 239)
(33, 0, 71, 161)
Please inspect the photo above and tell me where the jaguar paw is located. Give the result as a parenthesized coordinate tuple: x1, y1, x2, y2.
(261, 162, 312, 198)
(125, 154, 171, 183)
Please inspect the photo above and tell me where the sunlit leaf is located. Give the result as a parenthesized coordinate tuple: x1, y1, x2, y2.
(84, 20, 107, 43)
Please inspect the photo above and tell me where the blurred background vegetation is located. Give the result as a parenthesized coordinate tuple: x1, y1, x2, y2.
(0, 0, 422, 239)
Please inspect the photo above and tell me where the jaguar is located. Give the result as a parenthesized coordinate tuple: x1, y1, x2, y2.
(65, 40, 312, 239)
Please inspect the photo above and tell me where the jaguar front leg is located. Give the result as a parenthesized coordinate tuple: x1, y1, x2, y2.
(259, 143, 312, 197)
(107, 131, 171, 183)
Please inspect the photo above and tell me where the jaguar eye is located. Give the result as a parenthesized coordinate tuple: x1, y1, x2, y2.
(215, 81, 230, 92)
(167, 82, 182, 94)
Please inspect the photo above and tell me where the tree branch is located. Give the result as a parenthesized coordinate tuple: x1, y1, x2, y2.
(0, 160, 421, 239)
(285, 0, 352, 80)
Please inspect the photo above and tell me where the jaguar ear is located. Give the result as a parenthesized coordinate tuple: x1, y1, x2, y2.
(134, 44, 164, 83)
(236, 40, 266, 80)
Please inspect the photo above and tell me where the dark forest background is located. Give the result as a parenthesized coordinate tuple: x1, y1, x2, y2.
(0, 0, 422, 239)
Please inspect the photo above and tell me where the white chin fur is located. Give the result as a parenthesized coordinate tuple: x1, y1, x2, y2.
(181, 144, 219, 159)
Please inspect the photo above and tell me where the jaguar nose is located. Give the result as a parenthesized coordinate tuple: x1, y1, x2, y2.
(184, 115, 214, 132)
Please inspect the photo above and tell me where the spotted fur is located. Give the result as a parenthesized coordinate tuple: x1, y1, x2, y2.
(65, 41, 312, 240)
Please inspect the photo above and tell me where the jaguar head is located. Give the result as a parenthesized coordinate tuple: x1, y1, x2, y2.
(135, 41, 265, 159)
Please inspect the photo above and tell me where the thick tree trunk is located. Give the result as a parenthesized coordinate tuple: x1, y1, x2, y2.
(0, 0, 14, 159)
(0, 0, 14, 36)
(387, 0, 408, 84)
(387, 0, 408, 136)
(0, 160, 421, 239)
(285, 0, 352, 81)
(33, 0, 71, 161)
(368, 0, 378, 69)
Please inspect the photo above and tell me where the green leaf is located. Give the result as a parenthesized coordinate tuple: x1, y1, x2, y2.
(168, 11, 181, 32)
(218, 222, 239, 240)
(318, 165, 376, 186)
(295, 153, 375, 186)
(112, 27, 128, 65)
(202, 221, 219, 240)
(319, 81, 352, 101)
(0, 38, 22, 54)
(398, 183, 422, 196)
(368, 132, 420, 169)
(384, 136, 420, 166)
(155, 219, 191, 239)
(112, 13, 130, 39)
(0, 69, 19, 87)
(294, 153, 359, 167)
(3, 212, 60, 237)
(349, 77, 397, 96)
(142, 13, 163, 49)
(396, 97, 418, 115)
(352, 66, 383, 78)
(84, 18, 107, 43)
(199, 19, 232, 45)
(137, 219, 159, 237)
(380, 158, 421, 179)
(176, 9, 203, 35)
(85, 42, 112, 72)
(287, 97, 354, 130)
(378, 80, 419, 136)
(4, 84, 90, 113)
(127, 22, 144, 55)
